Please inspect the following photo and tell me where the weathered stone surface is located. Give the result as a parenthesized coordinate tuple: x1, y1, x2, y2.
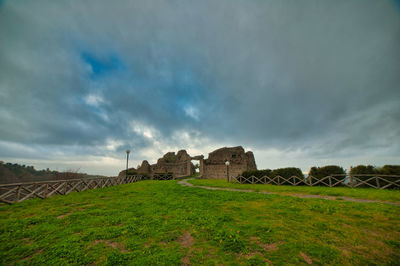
(191, 155, 204, 160)
(119, 146, 256, 179)
(202, 146, 257, 179)
(246, 151, 257, 170)
(120, 150, 195, 178)
(137, 160, 151, 174)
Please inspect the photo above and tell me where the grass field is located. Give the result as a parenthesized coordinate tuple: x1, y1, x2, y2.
(189, 179, 400, 203)
(1, 180, 399, 265)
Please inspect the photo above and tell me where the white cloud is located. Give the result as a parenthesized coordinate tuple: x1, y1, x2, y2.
(184, 105, 200, 120)
(84, 93, 105, 107)
(130, 120, 160, 140)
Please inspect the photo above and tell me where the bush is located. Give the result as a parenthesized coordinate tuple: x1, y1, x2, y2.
(350, 165, 377, 175)
(270, 167, 305, 185)
(270, 167, 304, 179)
(309, 165, 345, 179)
(240, 168, 304, 184)
(379, 165, 400, 175)
(308, 165, 346, 186)
(350, 165, 400, 189)
(241, 169, 272, 178)
(239, 169, 272, 184)
(350, 165, 400, 176)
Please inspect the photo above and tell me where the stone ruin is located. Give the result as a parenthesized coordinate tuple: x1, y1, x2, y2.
(201, 146, 257, 179)
(119, 146, 257, 179)
(120, 150, 195, 178)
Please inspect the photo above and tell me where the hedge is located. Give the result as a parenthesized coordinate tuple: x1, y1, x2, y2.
(240, 167, 305, 185)
(308, 165, 345, 179)
(241, 169, 272, 178)
(350, 165, 400, 188)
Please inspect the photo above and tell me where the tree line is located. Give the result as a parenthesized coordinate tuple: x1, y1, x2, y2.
(242, 165, 400, 179)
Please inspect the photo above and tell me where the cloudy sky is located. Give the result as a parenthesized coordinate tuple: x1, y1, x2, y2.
(0, 0, 399, 176)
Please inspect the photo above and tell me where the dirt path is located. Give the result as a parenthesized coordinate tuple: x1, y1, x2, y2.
(178, 179, 400, 206)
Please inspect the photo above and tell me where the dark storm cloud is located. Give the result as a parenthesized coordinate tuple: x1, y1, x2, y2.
(0, 0, 399, 175)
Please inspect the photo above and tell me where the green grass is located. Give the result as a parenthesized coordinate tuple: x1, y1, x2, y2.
(189, 179, 400, 202)
(1, 180, 399, 265)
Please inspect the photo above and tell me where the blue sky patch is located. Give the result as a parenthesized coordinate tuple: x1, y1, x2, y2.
(81, 52, 125, 78)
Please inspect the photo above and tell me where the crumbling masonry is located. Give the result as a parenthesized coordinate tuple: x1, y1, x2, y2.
(120, 146, 257, 179)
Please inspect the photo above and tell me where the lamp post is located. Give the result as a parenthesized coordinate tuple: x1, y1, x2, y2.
(125, 149, 130, 182)
(225, 160, 230, 183)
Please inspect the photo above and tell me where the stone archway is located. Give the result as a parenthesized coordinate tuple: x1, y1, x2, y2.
(190, 155, 204, 177)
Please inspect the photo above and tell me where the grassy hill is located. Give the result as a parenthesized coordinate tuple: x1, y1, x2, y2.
(1, 180, 399, 265)
(189, 179, 400, 202)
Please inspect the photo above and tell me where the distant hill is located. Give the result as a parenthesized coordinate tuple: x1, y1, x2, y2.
(0, 161, 106, 184)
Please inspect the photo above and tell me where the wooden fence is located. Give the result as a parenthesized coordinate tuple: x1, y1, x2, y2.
(0, 175, 144, 205)
(231, 174, 400, 189)
(152, 172, 174, 180)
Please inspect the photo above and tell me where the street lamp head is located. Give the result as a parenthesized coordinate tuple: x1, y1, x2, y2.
(225, 160, 230, 166)
(126, 149, 131, 154)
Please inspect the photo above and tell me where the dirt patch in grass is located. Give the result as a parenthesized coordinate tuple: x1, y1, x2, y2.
(250, 236, 282, 252)
(90, 240, 127, 253)
(338, 246, 351, 257)
(239, 251, 274, 265)
(299, 252, 313, 264)
(179, 231, 194, 265)
(100, 196, 112, 199)
(21, 249, 42, 261)
(21, 238, 34, 245)
(57, 211, 73, 219)
(179, 231, 194, 248)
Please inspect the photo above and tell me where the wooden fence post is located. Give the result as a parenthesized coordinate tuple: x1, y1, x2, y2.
(309, 175, 312, 186)
(16, 185, 21, 203)
(278, 176, 280, 186)
(349, 175, 353, 188)
(44, 184, 48, 198)
(376, 177, 380, 189)
(252, 176, 254, 184)
(329, 176, 332, 187)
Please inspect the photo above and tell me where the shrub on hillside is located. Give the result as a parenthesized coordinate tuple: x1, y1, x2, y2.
(379, 165, 400, 175)
(240, 168, 304, 184)
(270, 167, 305, 185)
(308, 165, 346, 186)
(270, 167, 304, 179)
(308, 165, 345, 178)
(350, 165, 400, 189)
(241, 169, 272, 178)
(350, 165, 400, 176)
(350, 165, 377, 175)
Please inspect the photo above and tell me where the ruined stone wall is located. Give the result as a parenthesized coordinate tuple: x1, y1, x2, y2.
(119, 146, 256, 179)
(203, 164, 247, 180)
(126, 150, 195, 178)
(202, 146, 257, 179)
(151, 161, 190, 177)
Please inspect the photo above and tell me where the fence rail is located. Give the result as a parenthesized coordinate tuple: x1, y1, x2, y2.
(231, 174, 400, 189)
(0, 175, 144, 205)
(152, 172, 174, 180)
